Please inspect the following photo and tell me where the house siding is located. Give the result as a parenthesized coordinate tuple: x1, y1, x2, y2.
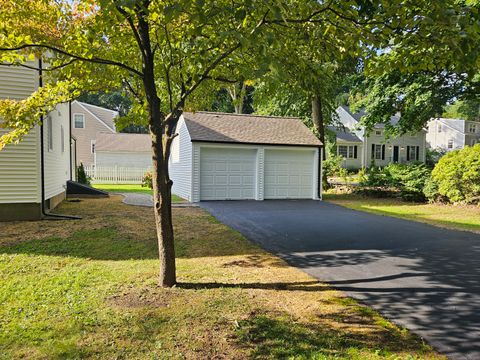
(71, 101, 115, 166)
(169, 117, 192, 201)
(0, 63, 41, 204)
(43, 103, 71, 200)
(96, 151, 152, 168)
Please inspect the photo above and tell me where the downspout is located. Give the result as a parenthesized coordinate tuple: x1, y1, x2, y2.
(318, 146, 323, 200)
(69, 101, 72, 180)
(38, 58, 81, 220)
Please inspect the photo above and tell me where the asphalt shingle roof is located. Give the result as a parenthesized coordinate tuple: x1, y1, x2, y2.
(79, 102, 117, 131)
(183, 112, 322, 146)
(95, 133, 150, 152)
(327, 126, 362, 143)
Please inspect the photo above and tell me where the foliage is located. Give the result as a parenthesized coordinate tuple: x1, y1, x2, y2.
(430, 144, 480, 204)
(141, 171, 153, 189)
(443, 99, 480, 121)
(359, 163, 431, 201)
(425, 148, 447, 168)
(76, 163, 90, 186)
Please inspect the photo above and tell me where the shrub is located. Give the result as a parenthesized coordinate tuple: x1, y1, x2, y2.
(359, 162, 431, 201)
(384, 162, 431, 202)
(322, 155, 344, 189)
(430, 144, 480, 204)
(142, 171, 153, 189)
(77, 163, 91, 185)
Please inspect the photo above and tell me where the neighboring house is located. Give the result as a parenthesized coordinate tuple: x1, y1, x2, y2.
(95, 133, 151, 168)
(331, 105, 427, 169)
(0, 62, 73, 221)
(426, 118, 480, 151)
(71, 100, 117, 166)
(169, 112, 322, 202)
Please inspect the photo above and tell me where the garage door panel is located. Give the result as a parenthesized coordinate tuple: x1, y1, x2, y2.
(264, 149, 314, 199)
(200, 148, 257, 200)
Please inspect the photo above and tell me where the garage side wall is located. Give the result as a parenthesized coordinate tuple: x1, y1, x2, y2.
(169, 117, 192, 201)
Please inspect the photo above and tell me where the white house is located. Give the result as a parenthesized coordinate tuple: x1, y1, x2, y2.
(169, 112, 322, 202)
(0, 62, 72, 221)
(331, 105, 427, 169)
(71, 101, 117, 166)
(426, 118, 480, 151)
(94, 132, 151, 168)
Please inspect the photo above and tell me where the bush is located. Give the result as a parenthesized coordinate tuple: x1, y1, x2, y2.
(359, 162, 431, 201)
(430, 144, 480, 204)
(142, 171, 153, 189)
(425, 148, 446, 168)
(77, 163, 91, 185)
(322, 155, 343, 189)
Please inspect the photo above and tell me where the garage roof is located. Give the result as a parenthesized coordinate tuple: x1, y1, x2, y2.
(95, 133, 150, 152)
(183, 112, 322, 147)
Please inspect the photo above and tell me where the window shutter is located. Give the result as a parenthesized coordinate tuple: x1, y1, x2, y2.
(354, 146, 358, 159)
(407, 146, 410, 161)
(382, 145, 385, 160)
(416, 146, 419, 161)
(371, 144, 375, 159)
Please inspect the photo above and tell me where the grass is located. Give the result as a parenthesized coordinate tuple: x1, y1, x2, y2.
(324, 192, 480, 233)
(93, 183, 184, 202)
(0, 196, 443, 359)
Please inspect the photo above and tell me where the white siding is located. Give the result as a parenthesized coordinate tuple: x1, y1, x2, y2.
(169, 117, 193, 201)
(0, 63, 41, 203)
(43, 103, 71, 199)
(96, 151, 152, 168)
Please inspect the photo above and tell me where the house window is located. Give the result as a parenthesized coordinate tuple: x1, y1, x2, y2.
(447, 139, 454, 149)
(374, 144, 383, 159)
(468, 123, 477, 133)
(74, 114, 85, 129)
(91, 140, 96, 154)
(409, 146, 417, 161)
(375, 130, 382, 136)
(61, 125, 65, 153)
(337, 145, 348, 158)
(438, 124, 442, 132)
(47, 116, 53, 151)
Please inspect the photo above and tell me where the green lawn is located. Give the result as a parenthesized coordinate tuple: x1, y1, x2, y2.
(324, 193, 480, 233)
(0, 196, 442, 359)
(94, 184, 184, 202)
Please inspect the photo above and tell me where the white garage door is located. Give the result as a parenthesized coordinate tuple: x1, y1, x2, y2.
(264, 149, 315, 199)
(200, 147, 257, 200)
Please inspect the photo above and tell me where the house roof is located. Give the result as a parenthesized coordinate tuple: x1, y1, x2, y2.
(95, 133, 150, 152)
(76, 101, 118, 132)
(182, 111, 322, 147)
(327, 126, 362, 143)
(435, 118, 466, 133)
(339, 105, 400, 128)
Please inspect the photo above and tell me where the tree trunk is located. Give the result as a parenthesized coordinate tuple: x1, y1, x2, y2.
(311, 93, 326, 160)
(228, 81, 246, 114)
(150, 121, 176, 287)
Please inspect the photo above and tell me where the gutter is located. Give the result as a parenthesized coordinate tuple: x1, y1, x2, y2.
(38, 58, 81, 220)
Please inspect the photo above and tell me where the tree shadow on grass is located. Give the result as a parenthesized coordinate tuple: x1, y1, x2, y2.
(178, 280, 327, 292)
(234, 314, 432, 359)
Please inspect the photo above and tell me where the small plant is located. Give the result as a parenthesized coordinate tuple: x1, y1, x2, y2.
(77, 163, 91, 185)
(142, 171, 153, 189)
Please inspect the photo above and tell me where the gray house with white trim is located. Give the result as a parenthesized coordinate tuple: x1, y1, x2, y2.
(331, 106, 427, 169)
(426, 118, 480, 151)
(169, 112, 322, 202)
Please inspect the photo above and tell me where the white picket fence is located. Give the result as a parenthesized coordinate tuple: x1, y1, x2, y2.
(84, 165, 151, 184)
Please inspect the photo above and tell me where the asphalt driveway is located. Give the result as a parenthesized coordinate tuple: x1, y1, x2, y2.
(200, 200, 480, 360)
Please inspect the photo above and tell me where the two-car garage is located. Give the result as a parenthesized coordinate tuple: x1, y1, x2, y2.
(199, 147, 317, 201)
(169, 111, 322, 202)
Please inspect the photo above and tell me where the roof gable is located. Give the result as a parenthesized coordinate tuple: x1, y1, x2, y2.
(75, 101, 117, 132)
(95, 133, 150, 152)
(182, 112, 322, 147)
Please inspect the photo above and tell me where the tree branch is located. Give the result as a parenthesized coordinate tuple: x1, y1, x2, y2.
(0, 59, 79, 72)
(0, 44, 143, 77)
